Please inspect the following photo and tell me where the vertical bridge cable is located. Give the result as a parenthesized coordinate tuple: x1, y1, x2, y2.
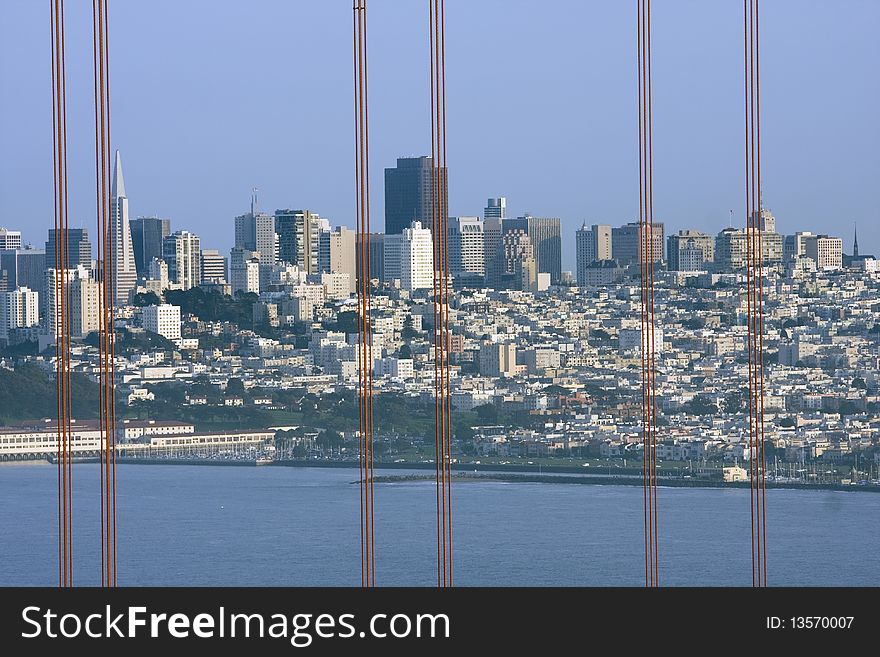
(50, 0, 73, 588)
(637, 0, 659, 587)
(743, 0, 768, 587)
(92, 0, 117, 587)
(429, 0, 452, 587)
(353, 0, 375, 587)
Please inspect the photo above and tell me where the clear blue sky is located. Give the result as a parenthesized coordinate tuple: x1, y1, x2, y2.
(1, 0, 877, 270)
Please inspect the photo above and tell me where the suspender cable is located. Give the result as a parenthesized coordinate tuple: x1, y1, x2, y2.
(637, 0, 659, 587)
(429, 0, 452, 587)
(743, 0, 768, 587)
(92, 0, 117, 587)
(353, 0, 375, 586)
(50, 0, 73, 588)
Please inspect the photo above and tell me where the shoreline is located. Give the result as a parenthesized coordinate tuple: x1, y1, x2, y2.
(6, 457, 874, 493)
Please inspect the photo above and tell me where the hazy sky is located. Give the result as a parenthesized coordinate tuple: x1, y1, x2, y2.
(1, 0, 877, 270)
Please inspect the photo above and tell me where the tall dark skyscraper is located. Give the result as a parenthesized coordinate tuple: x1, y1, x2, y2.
(384, 156, 447, 235)
(130, 216, 171, 277)
(503, 215, 562, 283)
(45, 228, 92, 271)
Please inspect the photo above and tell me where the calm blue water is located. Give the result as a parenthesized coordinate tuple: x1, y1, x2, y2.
(0, 463, 876, 586)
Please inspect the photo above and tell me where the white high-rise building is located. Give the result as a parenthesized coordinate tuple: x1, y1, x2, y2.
(0, 227, 22, 250)
(200, 249, 227, 283)
(399, 221, 434, 292)
(44, 265, 90, 336)
(804, 235, 843, 270)
(68, 275, 102, 338)
(230, 247, 260, 295)
(448, 216, 485, 284)
(110, 151, 138, 305)
(142, 303, 181, 341)
(162, 231, 201, 290)
(0, 286, 39, 342)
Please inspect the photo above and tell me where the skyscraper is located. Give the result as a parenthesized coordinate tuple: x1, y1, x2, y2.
(0, 246, 45, 293)
(384, 156, 446, 235)
(504, 215, 562, 283)
(68, 275, 102, 338)
(357, 233, 385, 283)
(45, 228, 92, 271)
(497, 229, 537, 291)
(575, 225, 593, 285)
(448, 216, 485, 286)
(667, 230, 714, 271)
(327, 226, 357, 293)
(0, 228, 22, 250)
(230, 247, 261, 295)
(483, 217, 504, 288)
(484, 197, 507, 220)
(200, 249, 227, 283)
(130, 216, 171, 278)
(399, 222, 434, 292)
(274, 209, 325, 273)
(611, 222, 665, 265)
(162, 231, 201, 290)
(0, 286, 39, 344)
(110, 151, 138, 305)
(575, 223, 613, 285)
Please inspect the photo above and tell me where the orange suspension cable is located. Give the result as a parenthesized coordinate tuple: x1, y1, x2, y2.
(353, 0, 375, 586)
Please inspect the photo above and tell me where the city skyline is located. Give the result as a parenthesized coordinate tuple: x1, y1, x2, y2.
(1, 1, 877, 271)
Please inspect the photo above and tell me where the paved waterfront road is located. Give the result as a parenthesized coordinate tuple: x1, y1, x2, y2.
(0, 463, 876, 586)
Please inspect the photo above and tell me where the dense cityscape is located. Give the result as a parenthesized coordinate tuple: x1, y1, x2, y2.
(0, 152, 878, 488)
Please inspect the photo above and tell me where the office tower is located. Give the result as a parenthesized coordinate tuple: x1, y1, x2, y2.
(0, 228, 22, 250)
(142, 304, 182, 341)
(611, 222, 665, 266)
(235, 208, 276, 285)
(483, 217, 504, 288)
(448, 216, 485, 286)
(592, 224, 613, 261)
(146, 258, 170, 291)
(110, 151, 138, 305)
(384, 156, 447, 235)
(758, 208, 776, 233)
(668, 230, 714, 271)
(326, 226, 357, 293)
(714, 228, 747, 270)
(274, 209, 326, 273)
(503, 215, 562, 283)
(399, 221, 434, 292)
(162, 231, 201, 290)
(45, 228, 92, 271)
(385, 221, 433, 292)
(130, 216, 171, 278)
(382, 234, 402, 283)
(783, 231, 815, 262)
(200, 249, 227, 283)
(484, 197, 507, 220)
(357, 233, 384, 283)
(0, 286, 39, 343)
(575, 225, 593, 285)
(0, 247, 46, 293)
(804, 235, 843, 269)
(230, 247, 261, 295)
(497, 229, 537, 291)
(68, 275, 102, 338)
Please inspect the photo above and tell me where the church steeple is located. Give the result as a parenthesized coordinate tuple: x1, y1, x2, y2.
(853, 223, 859, 258)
